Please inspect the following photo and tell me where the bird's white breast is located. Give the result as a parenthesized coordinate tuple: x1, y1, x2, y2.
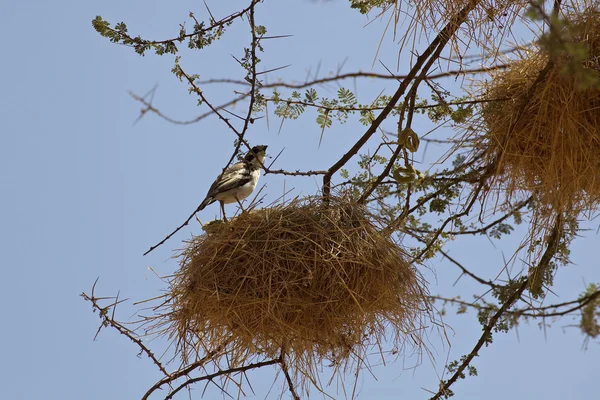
(215, 169, 260, 204)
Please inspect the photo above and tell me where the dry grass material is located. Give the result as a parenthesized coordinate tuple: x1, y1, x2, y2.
(409, 0, 528, 37)
(158, 196, 427, 383)
(473, 9, 600, 219)
(394, 0, 529, 62)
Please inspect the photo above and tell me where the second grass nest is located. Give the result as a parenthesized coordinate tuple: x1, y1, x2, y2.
(474, 8, 600, 218)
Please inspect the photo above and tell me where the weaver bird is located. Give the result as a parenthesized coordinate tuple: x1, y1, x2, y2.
(198, 145, 268, 221)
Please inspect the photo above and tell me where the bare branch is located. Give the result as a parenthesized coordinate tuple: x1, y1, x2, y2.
(431, 279, 528, 400)
(322, 0, 483, 199)
(164, 358, 281, 400)
(81, 282, 169, 376)
(143, 201, 205, 256)
(197, 64, 509, 89)
(280, 351, 300, 400)
(264, 168, 327, 176)
(431, 287, 600, 319)
(143, 2, 264, 255)
(431, 215, 564, 400)
(141, 340, 231, 400)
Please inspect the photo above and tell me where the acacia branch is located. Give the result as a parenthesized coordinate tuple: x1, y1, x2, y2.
(431, 288, 600, 319)
(406, 198, 531, 237)
(519, 289, 600, 318)
(143, 201, 205, 256)
(102, 0, 261, 47)
(264, 168, 327, 176)
(382, 166, 488, 234)
(130, 91, 247, 126)
(431, 279, 528, 400)
(400, 226, 500, 288)
(197, 64, 509, 89)
(359, 12, 461, 204)
(280, 351, 300, 400)
(131, 89, 507, 127)
(141, 341, 231, 400)
(179, 66, 247, 141)
(223, 2, 261, 169)
(357, 88, 414, 204)
(268, 96, 507, 114)
(164, 358, 281, 400)
(431, 215, 564, 399)
(81, 281, 169, 376)
(411, 180, 485, 262)
(439, 249, 500, 288)
(322, 0, 482, 199)
(142, 2, 263, 256)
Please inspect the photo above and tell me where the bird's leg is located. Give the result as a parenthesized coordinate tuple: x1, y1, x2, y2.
(234, 196, 246, 214)
(220, 201, 228, 222)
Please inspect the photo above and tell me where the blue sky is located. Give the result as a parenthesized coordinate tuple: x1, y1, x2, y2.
(1, 0, 598, 399)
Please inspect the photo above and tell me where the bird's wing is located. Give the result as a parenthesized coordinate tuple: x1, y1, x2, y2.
(207, 161, 253, 196)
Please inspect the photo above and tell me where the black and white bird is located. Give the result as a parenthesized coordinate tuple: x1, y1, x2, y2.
(198, 145, 268, 221)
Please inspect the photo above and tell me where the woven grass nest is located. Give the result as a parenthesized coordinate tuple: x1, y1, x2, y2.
(162, 196, 427, 379)
(474, 8, 600, 217)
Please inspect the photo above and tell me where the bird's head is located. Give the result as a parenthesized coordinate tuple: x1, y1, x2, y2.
(244, 145, 268, 165)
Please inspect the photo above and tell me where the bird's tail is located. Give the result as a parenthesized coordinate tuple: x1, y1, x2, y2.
(198, 196, 215, 210)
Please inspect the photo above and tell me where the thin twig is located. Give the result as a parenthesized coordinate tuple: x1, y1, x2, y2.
(431, 279, 528, 400)
(143, 2, 265, 255)
(102, 0, 261, 47)
(141, 340, 231, 400)
(280, 351, 300, 400)
(164, 358, 281, 400)
(431, 215, 564, 399)
(322, 0, 482, 199)
(430, 288, 600, 318)
(197, 64, 509, 89)
(81, 280, 169, 376)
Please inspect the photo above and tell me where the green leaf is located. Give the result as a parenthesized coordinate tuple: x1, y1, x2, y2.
(305, 88, 318, 103)
(337, 87, 357, 105)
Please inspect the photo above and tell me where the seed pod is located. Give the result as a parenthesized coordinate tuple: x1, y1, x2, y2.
(398, 128, 410, 145)
(392, 167, 417, 183)
(405, 130, 420, 153)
